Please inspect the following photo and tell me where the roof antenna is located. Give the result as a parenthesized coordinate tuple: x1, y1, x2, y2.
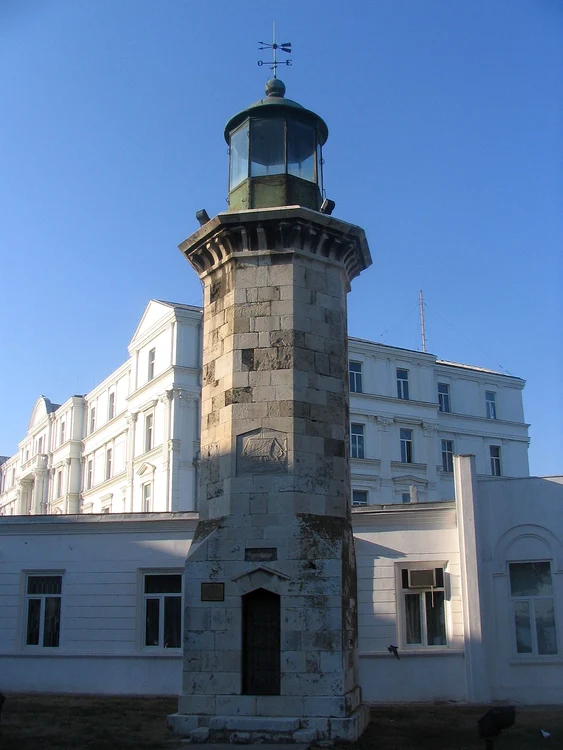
(419, 290, 427, 353)
(258, 22, 292, 79)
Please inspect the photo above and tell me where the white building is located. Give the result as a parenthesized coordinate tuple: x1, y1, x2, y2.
(0, 300, 529, 517)
(2, 300, 557, 706)
(0, 464, 560, 704)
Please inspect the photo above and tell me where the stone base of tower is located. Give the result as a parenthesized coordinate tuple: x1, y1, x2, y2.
(168, 696, 370, 743)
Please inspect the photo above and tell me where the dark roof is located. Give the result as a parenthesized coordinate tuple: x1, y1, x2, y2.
(153, 299, 202, 314)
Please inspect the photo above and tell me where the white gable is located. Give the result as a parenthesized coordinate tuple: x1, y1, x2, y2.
(128, 300, 174, 351)
(28, 397, 56, 431)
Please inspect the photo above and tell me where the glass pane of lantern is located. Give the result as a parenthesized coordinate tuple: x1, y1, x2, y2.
(250, 119, 285, 177)
(287, 120, 315, 182)
(230, 122, 249, 190)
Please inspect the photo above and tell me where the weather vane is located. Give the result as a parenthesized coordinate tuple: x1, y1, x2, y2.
(258, 22, 291, 79)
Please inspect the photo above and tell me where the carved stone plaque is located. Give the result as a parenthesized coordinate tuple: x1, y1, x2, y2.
(201, 582, 224, 601)
(237, 428, 288, 475)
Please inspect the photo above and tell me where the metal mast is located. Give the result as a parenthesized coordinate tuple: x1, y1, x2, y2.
(419, 290, 427, 353)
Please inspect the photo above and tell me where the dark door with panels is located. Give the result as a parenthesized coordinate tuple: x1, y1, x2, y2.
(242, 588, 280, 695)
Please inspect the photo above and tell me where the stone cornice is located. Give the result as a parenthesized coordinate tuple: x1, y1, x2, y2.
(179, 206, 371, 285)
(0, 511, 199, 535)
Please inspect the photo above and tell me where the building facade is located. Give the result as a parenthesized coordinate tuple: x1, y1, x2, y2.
(0, 301, 554, 708)
(0, 302, 529, 518)
(0, 466, 561, 705)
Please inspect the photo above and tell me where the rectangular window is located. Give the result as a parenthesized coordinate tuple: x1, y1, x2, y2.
(397, 369, 409, 400)
(352, 489, 368, 506)
(37, 436, 44, 454)
(401, 567, 446, 647)
(509, 562, 557, 656)
(89, 407, 96, 434)
(106, 448, 112, 481)
(441, 440, 454, 473)
(402, 492, 411, 504)
(59, 421, 66, 446)
(108, 392, 115, 420)
(148, 348, 156, 381)
(25, 575, 62, 647)
(145, 414, 154, 453)
(400, 428, 413, 463)
(87, 459, 93, 490)
(349, 361, 363, 394)
(486, 391, 497, 419)
(490, 445, 502, 476)
(142, 482, 152, 512)
(143, 573, 181, 648)
(438, 383, 451, 413)
(55, 470, 63, 499)
(350, 423, 365, 459)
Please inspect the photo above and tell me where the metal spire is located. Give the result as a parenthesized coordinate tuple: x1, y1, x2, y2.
(258, 22, 292, 78)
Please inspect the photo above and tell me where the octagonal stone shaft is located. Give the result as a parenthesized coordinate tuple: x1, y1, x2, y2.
(173, 207, 372, 741)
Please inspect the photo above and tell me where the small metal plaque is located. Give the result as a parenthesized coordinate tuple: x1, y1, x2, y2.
(201, 582, 224, 601)
(245, 547, 278, 562)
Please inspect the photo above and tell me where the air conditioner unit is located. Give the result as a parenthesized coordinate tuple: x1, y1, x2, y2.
(408, 569, 436, 588)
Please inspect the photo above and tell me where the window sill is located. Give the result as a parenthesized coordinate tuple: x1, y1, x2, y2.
(359, 648, 463, 658)
(510, 657, 562, 666)
(5, 649, 183, 659)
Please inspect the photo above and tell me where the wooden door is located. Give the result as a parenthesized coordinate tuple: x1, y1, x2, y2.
(242, 588, 280, 695)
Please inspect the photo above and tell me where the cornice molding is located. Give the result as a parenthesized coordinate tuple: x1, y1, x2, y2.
(179, 206, 371, 286)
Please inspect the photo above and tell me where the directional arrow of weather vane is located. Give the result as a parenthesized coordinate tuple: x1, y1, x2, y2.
(258, 23, 292, 78)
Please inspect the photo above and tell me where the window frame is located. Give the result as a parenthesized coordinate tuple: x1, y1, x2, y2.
(108, 391, 116, 420)
(441, 439, 454, 473)
(142, 482, 153, 512)
(144, 412, 154, 453)
(55, 469, 63, 499)
(147, 348, 156, 382)
(349, 361, 363, 394)
(59, 420, 66, 446)
(397, 369, 409, 400)
(508, 560, 558, 658)
(23, 572, 63, 649)
(486, 390, 497, 419)
(397, 563, 449, 650)
(400, 428, 413, 464)
(437, 382, 451, 413)
(140, 570, 183, 651)
(106, 447, 113, 481)
(350, 423, 365, 459)
(352, 489, 368, 507)
(490, 445, 502, 476)
(86, 458, 93, 490)
(89, 406, 96, 434)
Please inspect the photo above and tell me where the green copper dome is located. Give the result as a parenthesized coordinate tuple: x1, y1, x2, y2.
(224, 79, 328, 145)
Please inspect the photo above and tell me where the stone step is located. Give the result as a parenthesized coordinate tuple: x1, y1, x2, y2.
(210, 716, 300, 732)
(184, 746, 311, 750)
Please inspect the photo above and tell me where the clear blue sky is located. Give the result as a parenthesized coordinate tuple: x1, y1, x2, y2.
(1, 1, 561, 475)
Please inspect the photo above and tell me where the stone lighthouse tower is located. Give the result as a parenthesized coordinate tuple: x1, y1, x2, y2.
(168, 77, 372, 743)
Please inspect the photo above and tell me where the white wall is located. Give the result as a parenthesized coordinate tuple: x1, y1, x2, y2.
(353, 504, 466, 702)
(0, 514, 196, 695)
(476, 475, 563, 703)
